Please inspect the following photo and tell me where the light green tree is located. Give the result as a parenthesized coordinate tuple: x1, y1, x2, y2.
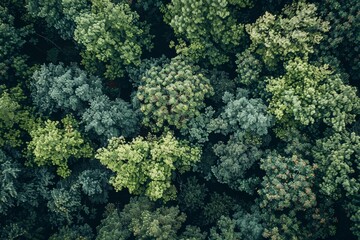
(96, 132, 201, 201)
(266, 58, 360, 133)
(27, 115, 93, 177)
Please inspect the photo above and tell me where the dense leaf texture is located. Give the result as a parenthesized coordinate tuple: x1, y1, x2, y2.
(96, 132, 201, 201)
(74, 0, 153, 79)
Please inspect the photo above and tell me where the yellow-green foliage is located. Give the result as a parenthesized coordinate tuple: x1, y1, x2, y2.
(28, 116, 93, 178)
(246, 1, 329, 68)
(96, 132, 201, 201)
(267, 58, 360, 132)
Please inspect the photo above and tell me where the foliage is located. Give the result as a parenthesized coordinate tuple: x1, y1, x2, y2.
(31, 63, 103, 115)
(81, 95, 140, 142)
(137, 56, 213, 131)
(96, 204, 131, 240)
(235, 49, 263, 86)
(212, 132, 263, 194)
(210, 207, 263, 240)
(178, 176, 208, 212)
(26, 0, 90, 39)
(1, 0, 360, 238)
(74, 0, 153, 79)
(0, 86, 33, 148)
(259, 152, 317, 211)
(266, 58, 360, 132)
(124, 197, 186, 240)
(202, 192, 235, 225)
(27, 115, 93, 177)
(96, 132, 201, 201)
(209, 89, 272, 193)
(317, 0, 360, 81)
(246, 1, 329, 69)
(0, 5, 32, 84)
(313, 131, 360, 200)
(0, 149, 20, 214)
(212, 89, 273, 136)
(164, 0, 249, 65)
(49, 224, 94, 240)
(97, 197, 191, 240)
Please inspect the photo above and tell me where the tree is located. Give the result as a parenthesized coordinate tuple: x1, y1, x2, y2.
(210, 206, 263, 240)
(177, 176, 208, 213)
(31, 63, 103, 115)
(266, 58, 360, 133)
(0, 86, 33, 148)
(258, 153, 317, 211)
(96, 132, 201, 201)
(164, 0, 250, 65)
(317, 0, 360, 82)
(0, 149, 21, 215)
(26, 0, 90, 39)
(27, 115, 93, 178)
(0, 5, 32, 85)
(209, 89, 273, 193)
(97, 197, 193, 240)
(246, 1, 329, 69)
(81, 95, 140, 142)
(49, 224, 93, 240)
(313, 131, 360, 200)
(258, 152, 337, 239)
(137, 56, 213, 131)
(74, 0, 153, 79)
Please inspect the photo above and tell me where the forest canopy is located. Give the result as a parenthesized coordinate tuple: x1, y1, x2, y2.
(1, 0, 359, 239)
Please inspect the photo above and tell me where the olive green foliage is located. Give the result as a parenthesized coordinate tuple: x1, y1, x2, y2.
(178, 226, 207, 240)
(74, 0, 153, 79)
(137, 56, 213, 131)
(81, 95, 140, 141)
(313, 131, 360, 200)
(262, 203, 337, 240)
(259, 153, 317, 211)
(31, 63, 103, 115)
(235, 49, 263, 86)
(124, 197, 186, 240)
(266, 58, 360, 132)
(164, 0, 249, 65)
(0, 86, 33, 148)
(28, 116, 93, 177)
(97, 197, 192, 240)
(96, 132, 201, 201)
(246, 1, 329, 68)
